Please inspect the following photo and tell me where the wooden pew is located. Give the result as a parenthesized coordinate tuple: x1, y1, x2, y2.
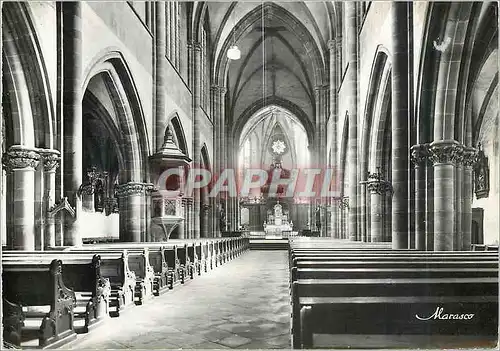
(2, 259, 77, 348)
(54, 249, 136, 313)
(66, 247, 156, 304)
(3, 253, 111, 333)
(291, 266, 499, 280)
(291, 277, 498, 349)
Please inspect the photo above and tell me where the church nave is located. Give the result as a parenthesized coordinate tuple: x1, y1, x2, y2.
(67, 251, 290, 350)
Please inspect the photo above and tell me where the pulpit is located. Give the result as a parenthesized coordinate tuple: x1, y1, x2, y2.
(263, 202, 293, 238)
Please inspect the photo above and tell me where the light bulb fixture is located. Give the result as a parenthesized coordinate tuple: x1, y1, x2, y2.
(227, 7, 241, 61)
(227, 45, 241, 60)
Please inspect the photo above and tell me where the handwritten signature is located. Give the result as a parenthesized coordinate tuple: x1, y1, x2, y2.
(416, 307, 475, 321)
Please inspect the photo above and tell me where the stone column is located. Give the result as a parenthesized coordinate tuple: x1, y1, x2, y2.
(462, 147, 476, 250)
(144, 184, 154, 242)
(192, 42, 202, 239)
(166, 2, 172, 59)
(62, 1, 83, 246)
(346, 2, 358, 241)
(116, 182, 146, 242)
(329, 38, 339, 238)
(40, 150, 61, 248)
(367, 181, 392, 242)
(173, 2, 179, 69)
(454, 161, 463, 250)
(340, 196, 349, 239)
(391, 2, 410, 249)
(429, 140, 462, 251)
(155, 1, 166, 151)
(410, 144, 429, 250)
(2, 146, 40, 250)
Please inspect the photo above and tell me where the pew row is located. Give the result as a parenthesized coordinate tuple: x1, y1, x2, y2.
(3, 253, 111, 335)
(3, 251, 136, 317)
(291, 277, 498, 349)
(2, 259, 77, 348)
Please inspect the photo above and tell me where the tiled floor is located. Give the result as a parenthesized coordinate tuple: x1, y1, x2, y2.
(68, 251, 290, 349)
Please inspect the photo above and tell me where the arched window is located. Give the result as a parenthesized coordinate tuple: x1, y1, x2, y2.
(166, 2, 181, 71)
(201, 24, 208, 112)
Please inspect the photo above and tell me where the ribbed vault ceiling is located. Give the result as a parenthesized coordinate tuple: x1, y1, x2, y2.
(196, 1, 337, 131)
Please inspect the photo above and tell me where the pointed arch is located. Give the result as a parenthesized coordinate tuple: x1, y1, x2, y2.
(233, 96, 315, 145)
(167, 112, 189, 158)
(82, 50, 150, 182)
(2, 2, 54, 148)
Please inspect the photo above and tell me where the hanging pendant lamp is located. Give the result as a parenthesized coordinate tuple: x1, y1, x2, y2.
(227, 8, 240, 60)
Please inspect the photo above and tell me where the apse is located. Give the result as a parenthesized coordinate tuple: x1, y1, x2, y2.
(238, 105, 310, 172)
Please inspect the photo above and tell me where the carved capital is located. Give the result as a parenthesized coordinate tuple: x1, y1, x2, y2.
(39, 149, 61, 172)
(314, 85, 329, 95)
(428, 140, 463, 165)
(2, 145, 40, 172)
(210, 85, 227, 95)
(145, 183, 157, 194)
(192, 42, 202, 52)
(410, 143, 430, 167)
(115, 182, 148, 197)
(462, 147, 478, 169)
(367, 180, 393, 195)
(339, 196, 349, 209)
(327, 39, 336, 51)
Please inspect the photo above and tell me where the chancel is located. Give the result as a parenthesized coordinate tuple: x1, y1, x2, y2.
(1, 1, 498, 350)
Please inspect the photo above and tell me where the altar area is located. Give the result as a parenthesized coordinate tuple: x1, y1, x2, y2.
(263, 202, 293, 238)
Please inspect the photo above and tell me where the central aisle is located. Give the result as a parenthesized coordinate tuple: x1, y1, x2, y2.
(70, 251, 291, 349)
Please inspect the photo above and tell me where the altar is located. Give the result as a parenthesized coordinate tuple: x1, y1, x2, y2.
(263, 202, 293, 238)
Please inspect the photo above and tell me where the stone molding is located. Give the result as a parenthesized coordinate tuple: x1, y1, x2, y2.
(410, 143, 430, 166)
(2, 145, 40, 172)
(39, 149, 61, 172)
(115, 182, 152, 197)
(428, 140, 464, 165)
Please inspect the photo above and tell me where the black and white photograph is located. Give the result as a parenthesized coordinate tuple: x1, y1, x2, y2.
(0, 1, 499, 350)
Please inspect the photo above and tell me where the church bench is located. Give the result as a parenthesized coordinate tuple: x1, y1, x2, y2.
(3, 253, 111, 333)
(291, 277, 498, 349)
(167, 240, 203, 277)
(289, 251, 498, 267)
(57, 249, 137, 313)
(291, 266, 499, 281)
(2, 259, 77, 348)
(66, 247, 156, 304)
(472, 244, 499, 251)
(292, 259, 498, 270)
(71, 242, 180, 290)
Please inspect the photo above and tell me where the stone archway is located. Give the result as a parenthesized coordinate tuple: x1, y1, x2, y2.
(1, 3, 56, 250)
(82, 51, 150, 243)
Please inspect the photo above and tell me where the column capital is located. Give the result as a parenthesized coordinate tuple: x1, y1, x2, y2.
(410, 143, 430, 167)
(314, 85, 329, 99)
(339, 196, 349, 209)
(367, 180, 393, 195)
(192, 41, 202, 52)
(38, 149, 61, 172)
(210, 85, 227, 94)
(462, 146, 479, 168)
(115, 182, 151, 197)
(2, 145, 40, 173)
(327, 39, 336, 51)
(428, 140, 464, 165)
